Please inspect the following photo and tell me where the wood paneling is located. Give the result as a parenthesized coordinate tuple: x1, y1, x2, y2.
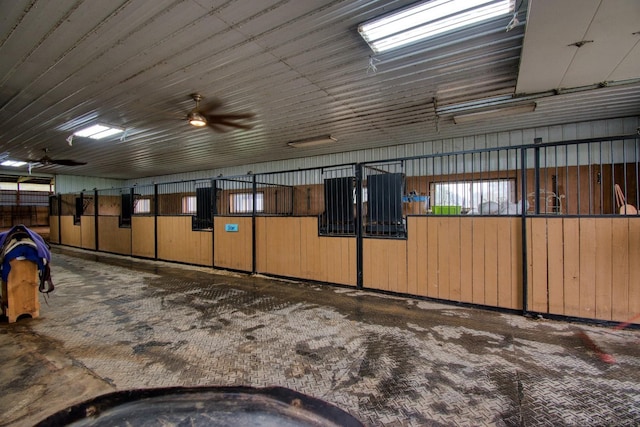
(60, 216, 81, 247)
(97, 216, 132, 255)
(80, 216, 95, 250)
(407, 216, 521, 309)
(528, 217, 640, 322)
(363, 238, 408, 293)
(49, 209, 640, 325)
(49, 216, 59, 243)
(132, 216, 155, 258)
(562, 219, 581, 316)
(528, 217, 548, 313)
(256, 216, 355, 286)
(157, 216, 212, 266)
(546, 218, 564, 315)
(214, 216, 253, 271)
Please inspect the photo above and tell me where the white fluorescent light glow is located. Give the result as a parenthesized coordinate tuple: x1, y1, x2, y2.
(453, 103, 536, 124)
(1, 160, 27, 167)
(359, 0, 514, 53)
(288, 135, 338, 148)
(74, 124, 124, 139)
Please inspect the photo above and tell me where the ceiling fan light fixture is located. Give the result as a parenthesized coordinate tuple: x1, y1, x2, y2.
(188, 111, 207, 127)
(288, 135, 338, 148)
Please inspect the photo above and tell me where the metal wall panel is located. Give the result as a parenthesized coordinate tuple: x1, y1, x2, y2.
(124, 117, 640, 187)
(55, 175, 125, 194)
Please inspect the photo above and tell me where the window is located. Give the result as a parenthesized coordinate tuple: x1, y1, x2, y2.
(182, 196, 197, 214)
(134, 198, 151, 214)
(432, 179, 515, 214)
(230, 192, 263, 213)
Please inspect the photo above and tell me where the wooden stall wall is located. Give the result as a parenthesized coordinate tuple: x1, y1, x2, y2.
(363, 238, 408, 293)
(132, 216, 155, 258)
(293, 184, 324, 216)
(527, 217, 640, 322)
(98, 195, 121, 215)
(213, 216, 252, 271)
(97, 216, 131, 255)
(80, 215, 95, 249)
(406, 216, 522, 309)
(49, 215, 59, 243)
(255, 216, 356, 286)
(157, 216, 212, 266)
(60, 216, 81, 247)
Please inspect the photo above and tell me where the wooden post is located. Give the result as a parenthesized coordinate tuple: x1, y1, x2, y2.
(1, 259, 40, 323)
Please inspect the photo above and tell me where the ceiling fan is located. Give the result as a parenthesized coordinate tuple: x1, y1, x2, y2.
(24, 148, 87, 167)
(186, 93, 254, 132)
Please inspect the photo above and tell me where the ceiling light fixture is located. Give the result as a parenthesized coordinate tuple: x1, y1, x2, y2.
(188, 111, 207, 127)
(453, 103, 536, 124)
(1, 160, 27, 167)
(358, 0, 514, 54)
(74, 124, 124, 140)
(287, 135, 338, 148)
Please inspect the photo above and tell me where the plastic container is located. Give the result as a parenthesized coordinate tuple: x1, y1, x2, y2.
(431, 205, 462, 215)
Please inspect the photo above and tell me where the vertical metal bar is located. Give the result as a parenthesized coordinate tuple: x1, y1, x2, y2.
(610, 140, 615, 213)
(520, 148, 529, 315)
(154, 184, 158, 260)
(355, 163, 363, 289)
(56, 194, 62, 244)
(636, 138, 639, 209)
(598, 141, 603, 215)
(94, 189, 99, 251)
(534, 145, 540, 215)
(623, 139, 628, 214)
(576, 145, 581, 214)
(588, 142, 593, 215)
(554, 145, 560, 213)
(252, 175, 257, 275)
(211, 180, 216, 268)
(564, 144, 569, 214)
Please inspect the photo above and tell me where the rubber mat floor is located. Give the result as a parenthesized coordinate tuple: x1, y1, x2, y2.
(1, 247, 639, 426)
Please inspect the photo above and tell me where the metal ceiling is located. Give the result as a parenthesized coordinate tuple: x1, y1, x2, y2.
(0, 0, 638, 180)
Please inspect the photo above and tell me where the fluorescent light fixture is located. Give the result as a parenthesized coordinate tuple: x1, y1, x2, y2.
(288, 135, 338, 148)
(1, 160, 27, 167)
(453, 103, 536, 124)
(74, 124, 124, 139)
(359, 0, 514, 53)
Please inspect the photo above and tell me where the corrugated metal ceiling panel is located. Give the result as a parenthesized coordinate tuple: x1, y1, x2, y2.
(0, 0, 638, 180)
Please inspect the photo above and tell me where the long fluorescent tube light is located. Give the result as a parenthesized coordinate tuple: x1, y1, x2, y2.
(288, 135, 338, 148)
(453, 103, 536, 124)
(359, 0, 514, 54)
(1, 160, 27, 167)
(74, 124, 124, 140)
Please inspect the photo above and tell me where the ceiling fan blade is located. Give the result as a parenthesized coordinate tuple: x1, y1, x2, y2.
(207, 123, 227, 133)
(200, 98, 224, 114)
(48, 159, 87, 166)
(204, 113, 255, 131)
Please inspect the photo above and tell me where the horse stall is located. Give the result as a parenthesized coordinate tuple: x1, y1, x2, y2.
(154, 180, 212, 266)
(48, 134, 640, 325)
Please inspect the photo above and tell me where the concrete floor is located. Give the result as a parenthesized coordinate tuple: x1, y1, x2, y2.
(1, 246, 640, 426)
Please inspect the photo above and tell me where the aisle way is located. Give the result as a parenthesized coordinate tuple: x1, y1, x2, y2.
(1, 247, 639, 426)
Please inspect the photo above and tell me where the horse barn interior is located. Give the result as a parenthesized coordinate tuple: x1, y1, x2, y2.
(1, 0, 640, 425)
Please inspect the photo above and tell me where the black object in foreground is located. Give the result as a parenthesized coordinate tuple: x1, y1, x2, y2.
(35, 386, 363, 427)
